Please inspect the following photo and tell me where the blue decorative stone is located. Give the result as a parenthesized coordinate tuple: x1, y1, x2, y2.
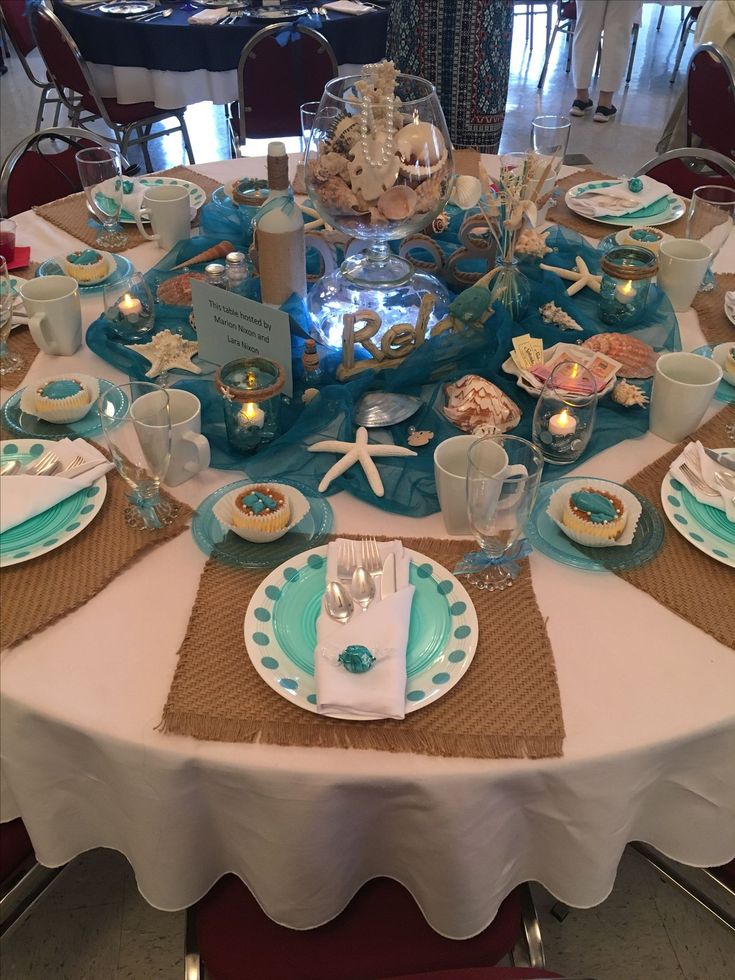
(627, 177, 644, 193)
(338, 644, 376, 674)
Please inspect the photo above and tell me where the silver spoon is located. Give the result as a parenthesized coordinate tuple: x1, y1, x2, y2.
(350, 564, 375, 611)
(324, 581, 353, 623)
(714, 472, 735, 505)
(0, 460, 20, 476)
(26, 451, 60, 476)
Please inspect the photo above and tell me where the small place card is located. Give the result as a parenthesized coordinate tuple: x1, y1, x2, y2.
(191, 281, 293, 396)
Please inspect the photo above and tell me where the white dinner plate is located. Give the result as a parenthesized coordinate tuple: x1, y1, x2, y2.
(565, 180, 686, 228)
(98, 2, 155, 15)
(661, 456, 735, 569)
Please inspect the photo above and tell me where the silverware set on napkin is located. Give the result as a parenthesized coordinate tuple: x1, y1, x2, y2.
(681, 445, 735, 501)
(0, 452, 98, 479)
(324, 537, 395, 623)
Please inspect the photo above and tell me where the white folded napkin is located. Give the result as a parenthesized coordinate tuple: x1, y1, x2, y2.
(323, 0, 373, 13)
(571, 175, 672, 218)
(670, 442, 735, 523)
(315, 539, 415, 720)
(188, 7, 229, 24)
(725, 291, 735, 313)
(0, 439, 113, 534)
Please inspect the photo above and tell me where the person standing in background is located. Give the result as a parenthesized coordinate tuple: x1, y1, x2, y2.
(570, 0, 639, 123)
(387, 0, 514, 153)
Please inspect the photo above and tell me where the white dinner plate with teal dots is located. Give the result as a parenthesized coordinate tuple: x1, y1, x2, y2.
(0, 440, 108, 568)
(565, 181, 686, 228)
(95, 177, 206, 224)
(661, 460, 735, 569)
(243, 545, 478, 720)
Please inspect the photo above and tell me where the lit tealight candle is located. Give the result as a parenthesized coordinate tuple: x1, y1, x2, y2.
(614, 280, 635, 304)
(548, 408, 577, 437)
(240, 401, 265, 429)
(118, 292, 142, 317)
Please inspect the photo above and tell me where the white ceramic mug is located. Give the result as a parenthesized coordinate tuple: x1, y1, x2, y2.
(657, 239, 713, 312)
(135, 185, 191, 251)
(434, 435, 526, 534)
(19, 275, 82, 356)
(649, 352, 723, 443)
(133, 389, 210, 486)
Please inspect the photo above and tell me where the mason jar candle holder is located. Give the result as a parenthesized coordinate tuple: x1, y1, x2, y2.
(103, 272, 155, 341)
(599, 246, 658, 326)
(215, 356, 285, 454)
(531, 361, 597, 465)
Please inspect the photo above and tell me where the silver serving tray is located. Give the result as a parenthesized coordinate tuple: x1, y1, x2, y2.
(354, 392, 422, 428)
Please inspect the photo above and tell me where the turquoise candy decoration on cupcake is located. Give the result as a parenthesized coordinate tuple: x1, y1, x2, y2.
(569, 490, 618, 524)
(338, 645, 376, 673)
(22, 373, 99, 424)
(38, 379, 85, 401)
(67, 249, 102, 265)
(243, 491, 278, 514)
(64, 248, 109, 284)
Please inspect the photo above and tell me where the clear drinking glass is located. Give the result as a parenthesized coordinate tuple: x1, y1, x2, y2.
(466, 435, 544, 592)
(0, 257, 22, 377)
(686, 185, 735, 292)
(530, 114, 571, 200)
(300, 101, 320, 154)
(75, 146, 129, 251)
(98, 381, 174, 530)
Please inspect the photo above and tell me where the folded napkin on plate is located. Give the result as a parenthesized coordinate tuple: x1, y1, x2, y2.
(572, 175, 672, 218)
(188, 7, 229, 24)
(725, 291, 735, 313)
(315, 539, 415, 720)
(323, 1, 373, 13)
(670, 441, 735, 523)
(0, 439, 113, 534)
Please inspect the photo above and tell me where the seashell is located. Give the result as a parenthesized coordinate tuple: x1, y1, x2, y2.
(396, 122, 447, 172)
(317, 151, 350, 181)
(430, 211, 450, 235)
(302, 387, 320, 405)
(611, 380, 649, 407)
(449, 175, 482, 210)
(582, 333, 658, 378)
(539, 301, 582, 332)
(516, 228, 552, 258)
(325, 114, 361, 155)
(443, 374, 521, 435)
(415, 173, 449, 213)
(377, 185, 418, 221)
(312, 175, 361, 214)
(156, 271, 207, 307)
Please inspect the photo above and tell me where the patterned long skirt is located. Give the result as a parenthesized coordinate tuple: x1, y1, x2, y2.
(387, 0, 514, 153)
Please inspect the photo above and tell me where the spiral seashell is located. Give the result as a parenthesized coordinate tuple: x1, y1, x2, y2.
(377, 185, 418, 221)
(611, 380, 649, 407)
(449, 175, 482, 210)
(582, 333, 658, 378)
(311, 175, 361, 214)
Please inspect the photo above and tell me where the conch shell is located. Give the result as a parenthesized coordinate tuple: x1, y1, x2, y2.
(449, 175, 482, 210)
(611, 380, 649, 407)
(582, 333, 658, 378)
(377, 185, 418, 221)
(443, 374, 521, 435)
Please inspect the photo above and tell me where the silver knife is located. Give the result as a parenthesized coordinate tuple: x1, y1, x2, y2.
(381, 553, 396, 600)
(704, 448, 735, 473)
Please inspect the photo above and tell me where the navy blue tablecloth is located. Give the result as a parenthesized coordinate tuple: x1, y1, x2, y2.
(54, 2, 388, 73)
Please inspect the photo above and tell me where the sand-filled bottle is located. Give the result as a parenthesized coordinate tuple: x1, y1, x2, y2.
(255, 141, 306, 306)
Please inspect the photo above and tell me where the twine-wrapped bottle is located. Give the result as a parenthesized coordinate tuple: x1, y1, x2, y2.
(255, 142, 306, 306)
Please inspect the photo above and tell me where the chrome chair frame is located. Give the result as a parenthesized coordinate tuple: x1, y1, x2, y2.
(513, 0, 554, 52)
(634, 147, 735, 183)
(0, 855, 66, 940)
(670, 4, 699, 83)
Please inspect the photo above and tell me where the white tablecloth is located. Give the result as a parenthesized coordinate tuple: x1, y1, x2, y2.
(1, 158, 733, 939)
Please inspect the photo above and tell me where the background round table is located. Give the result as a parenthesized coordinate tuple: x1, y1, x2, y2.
(54, 1, 389, 110)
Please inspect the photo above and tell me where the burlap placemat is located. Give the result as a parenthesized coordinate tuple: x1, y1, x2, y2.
(0, 463, 192, 650)
(549, 169, 688, 240)
(160, 535, 564, 759)
(1, 263, 41, 390)
(692, 273, 735, 347)
(33, 166, 222, 251)
(617, 406, 735, 650)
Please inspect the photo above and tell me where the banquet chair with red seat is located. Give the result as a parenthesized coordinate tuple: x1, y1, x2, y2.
(669, 3, 701, 84)
(634, 147, 735, 197)
(228, 23, 338, 156)
(29, 1, 194, 173)
(0, 126, 117, 218)
(0, 818, 65, 939)
(184, 875, 563, 980)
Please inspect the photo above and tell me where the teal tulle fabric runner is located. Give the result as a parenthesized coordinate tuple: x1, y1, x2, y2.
(85, 226, 681, 517)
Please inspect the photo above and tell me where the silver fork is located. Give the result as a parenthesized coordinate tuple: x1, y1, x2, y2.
(337, 540, 356, 584)
(362, 537, 383, 589)
(26, 450, 59, 476)
(680, 462, 719, 498)
(62, 455, 86, 472)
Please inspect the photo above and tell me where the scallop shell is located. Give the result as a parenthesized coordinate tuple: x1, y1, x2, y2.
(443, 374, 521, 435)
(582, 333, 658, 378)
(449, 175, 482, 210)
(156, 271, 207, 307)
(377, 185, 418, 221)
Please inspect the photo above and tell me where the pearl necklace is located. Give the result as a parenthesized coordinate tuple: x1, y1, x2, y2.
(358, 64, 395, 169)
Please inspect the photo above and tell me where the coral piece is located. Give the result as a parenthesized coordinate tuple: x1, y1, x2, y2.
(169, 241, 234, 272)
(582, 333, 658, 378)
(516, 228, 552, 258)
(308, 426, 416, 498)
(377, 185, 418, 221)
(539, 256, 602, 296)
(611, 380, 649, 407)
(156, 272, 207, 307)
(539, 301, 582, 332)
(415, 172, 448, 213)
(126, 329, 201, 378)
(443, 375, 521, 435)
(316, 151, 350, 181)
(450, 175, 482, 210)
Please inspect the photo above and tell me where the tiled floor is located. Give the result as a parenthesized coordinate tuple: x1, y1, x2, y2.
(2, 5, 734, 978)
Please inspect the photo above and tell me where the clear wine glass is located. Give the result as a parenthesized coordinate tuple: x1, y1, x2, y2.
(98, 381, 174, 531)
(530, 114, 571, 200)
(465, 435, 544, 592)
(686, 185, 735, 292)
(75, 146, 129, 251)
(0, 257, 22, 377)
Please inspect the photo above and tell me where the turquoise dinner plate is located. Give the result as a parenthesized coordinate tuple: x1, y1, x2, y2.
(661, 469, 735, 568)
(36, 253, 134, 293)
(0, 440, 108, 567)
(692, 346, 735, 404)
(243, 545, 478, 718)
(525, 477, 664, 572)
(566, 181, 686, 228)
(192, 478, 333, 569)
(2, 379, 127, 440)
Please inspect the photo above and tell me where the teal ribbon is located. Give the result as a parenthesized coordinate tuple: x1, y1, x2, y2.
(256, 189, 296, 221)
(454, 539, 532, 578)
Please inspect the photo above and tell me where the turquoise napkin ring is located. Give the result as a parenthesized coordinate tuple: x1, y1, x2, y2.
(627, 177, 643, 193)
(338, 645, 376, 674)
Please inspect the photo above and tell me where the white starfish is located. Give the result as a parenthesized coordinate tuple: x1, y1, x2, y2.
(539, 256, 602, 296)
(126, 329, 201, 379)
(308, 426, 416, 497)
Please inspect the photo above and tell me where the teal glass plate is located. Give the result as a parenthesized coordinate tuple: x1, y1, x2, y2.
(661, 471, 735, 568)
(566, 182, 685, 228)
(2, 380, 126, 440)
(243, 545, 478, 719)
(36, 253, 134, 292)
(0, 440, 108, 567)
(525, 477, 664, 572)
(192, 478, 333, 569)
(692, 346, 735, 404)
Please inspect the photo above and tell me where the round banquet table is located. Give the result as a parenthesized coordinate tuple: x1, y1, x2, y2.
(54, 1, 389, 111)
(1, 155, 734, 940)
